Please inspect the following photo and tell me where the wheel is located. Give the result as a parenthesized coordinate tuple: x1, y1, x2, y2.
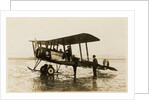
(40, 64, 48, 74)
(47, 65, 55, 75)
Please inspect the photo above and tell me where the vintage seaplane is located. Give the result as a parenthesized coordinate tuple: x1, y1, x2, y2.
(28, 33, 117, 77)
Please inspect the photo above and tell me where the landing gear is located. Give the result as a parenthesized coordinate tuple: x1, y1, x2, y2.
(40, 64, 48, 74)
(33, 59, 41, 70)
(47, 65, 55, 75)
(40, 64, 55, 75)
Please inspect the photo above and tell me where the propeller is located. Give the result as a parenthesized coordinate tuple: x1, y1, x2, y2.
(34, 38, 37, 62)
(28, 38, 38, 70)
(34, 38, 37, 52)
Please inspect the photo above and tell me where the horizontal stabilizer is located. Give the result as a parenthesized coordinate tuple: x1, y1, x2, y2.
(107, 66, 118, 71)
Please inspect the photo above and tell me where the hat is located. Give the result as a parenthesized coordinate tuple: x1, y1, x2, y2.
(93, 55, 96, 58)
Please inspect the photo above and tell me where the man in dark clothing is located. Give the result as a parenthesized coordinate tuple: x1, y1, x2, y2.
(72, 55, 79, 77)
(66, 46, 72, 61)
(93, 55, 98, 77)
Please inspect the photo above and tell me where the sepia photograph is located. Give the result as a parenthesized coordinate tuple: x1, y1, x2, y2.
(6, 17, 128, 93)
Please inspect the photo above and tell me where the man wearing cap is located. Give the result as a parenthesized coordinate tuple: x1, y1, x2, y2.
(93, 55, 98, 77)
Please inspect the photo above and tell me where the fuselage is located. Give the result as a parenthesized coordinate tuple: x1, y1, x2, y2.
(36, 47, 65, 62)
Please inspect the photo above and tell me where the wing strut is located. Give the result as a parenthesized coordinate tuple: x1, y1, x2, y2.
(85, 42, 89, 61)
(69, 44, 72, 57)
(62, 39, 67, 60)
(79, 43, 83, 61)
(33, 59, 41, 70)
(78, 35, 83, 61)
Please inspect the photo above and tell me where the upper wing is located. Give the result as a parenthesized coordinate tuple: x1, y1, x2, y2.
(29, 33, 100, 45)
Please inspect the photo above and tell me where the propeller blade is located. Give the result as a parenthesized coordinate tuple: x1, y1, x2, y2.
(34, 38, 37, 62)
(35, 38, 37, 51)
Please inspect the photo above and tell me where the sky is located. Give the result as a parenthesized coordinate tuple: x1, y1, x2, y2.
(6, 17, 128, 59)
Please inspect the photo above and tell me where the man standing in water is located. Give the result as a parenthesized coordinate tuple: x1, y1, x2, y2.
(72, 55, 79, 77)
(93, 55, 98, 78)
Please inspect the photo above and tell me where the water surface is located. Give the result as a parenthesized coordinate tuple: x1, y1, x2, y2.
(7, 59, 127, 92)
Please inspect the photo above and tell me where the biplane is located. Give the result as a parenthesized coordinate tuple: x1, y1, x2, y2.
(28, 33, 117, 77)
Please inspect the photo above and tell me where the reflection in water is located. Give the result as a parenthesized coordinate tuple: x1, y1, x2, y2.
(31, 72, 117, 92)
(73, 77, 76, 84)
(92, 79, 97, 91)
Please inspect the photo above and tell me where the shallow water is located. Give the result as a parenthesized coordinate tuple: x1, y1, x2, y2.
(7, 59, 127, 92)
